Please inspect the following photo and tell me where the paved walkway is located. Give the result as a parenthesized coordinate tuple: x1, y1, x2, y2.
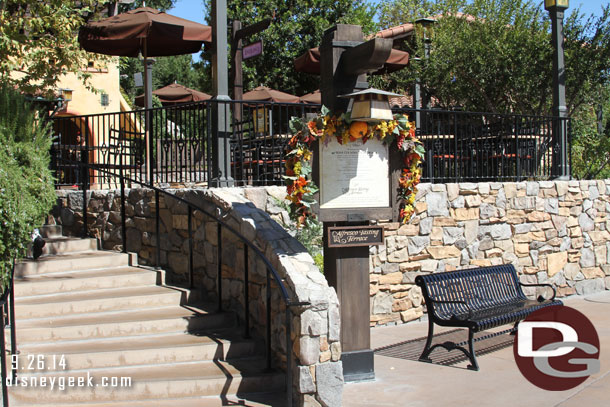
(344, 291, 610, 407)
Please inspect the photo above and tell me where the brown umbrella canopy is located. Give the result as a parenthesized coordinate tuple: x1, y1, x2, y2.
(135, 83, 211, 107)
(242, 86, 300, 103)
(299, 89, 321, 104)
(78, 7, 212, 58)
(79, 7, 212, 112)
(293, 48, 321, 75)
(294, 47, 409, 75)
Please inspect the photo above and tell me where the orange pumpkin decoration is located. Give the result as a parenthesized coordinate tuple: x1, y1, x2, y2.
(349, 121, 368, 139)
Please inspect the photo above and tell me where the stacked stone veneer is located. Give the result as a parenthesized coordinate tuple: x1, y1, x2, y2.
(53, 186, 342, 407)
(370, 180, 610, 327)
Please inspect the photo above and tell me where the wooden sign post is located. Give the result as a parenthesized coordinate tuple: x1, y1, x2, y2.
(317, 24, 394, 382)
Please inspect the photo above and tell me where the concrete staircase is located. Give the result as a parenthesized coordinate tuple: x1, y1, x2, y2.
(6, 226, 284, 406)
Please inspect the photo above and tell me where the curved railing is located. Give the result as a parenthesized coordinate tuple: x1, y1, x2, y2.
(58, 155, 308, 405)
(1, 259, 17, 407)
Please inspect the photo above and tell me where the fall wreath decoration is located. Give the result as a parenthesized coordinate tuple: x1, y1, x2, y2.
(285, 106, 425, 227)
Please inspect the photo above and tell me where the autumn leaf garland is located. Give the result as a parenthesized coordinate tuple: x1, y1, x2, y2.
(285, 106, 425, 227)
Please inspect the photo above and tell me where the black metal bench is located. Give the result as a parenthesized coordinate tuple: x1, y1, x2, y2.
(415, 264, 563, 370)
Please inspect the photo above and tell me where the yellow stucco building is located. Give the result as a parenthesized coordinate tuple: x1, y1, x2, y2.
(50, 58, 144, 189)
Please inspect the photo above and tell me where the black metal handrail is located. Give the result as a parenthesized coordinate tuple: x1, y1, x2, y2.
(1, 259, 17, 407)
(58, 156, 308, 406)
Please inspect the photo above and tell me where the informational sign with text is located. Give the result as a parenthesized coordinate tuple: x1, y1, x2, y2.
(319, 137, 390, 209)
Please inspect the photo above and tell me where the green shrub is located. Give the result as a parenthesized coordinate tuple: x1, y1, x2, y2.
(295, 219, 324, 273)
(271, 196, 324, 272)
(0, 86, 56, 288)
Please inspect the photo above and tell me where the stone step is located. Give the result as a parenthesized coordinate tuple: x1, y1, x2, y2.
(17, 393, 286, 407)
(15, 285, 184, 319)
(39, 225, 62, 239)
(14, 267, 159, 297)
(14, 250, 133, 278)
(41, 237, 98, 256)
(10, 305, 234, 344)
(15, 330, 257, 371)
(8, 359, 285, 404)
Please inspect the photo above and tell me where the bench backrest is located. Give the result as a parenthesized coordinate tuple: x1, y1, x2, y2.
(415, 264, 525, 319)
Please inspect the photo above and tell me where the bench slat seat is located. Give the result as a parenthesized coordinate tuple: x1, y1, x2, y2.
(415, 264, 562, 370)
(449, 299, 561, 330)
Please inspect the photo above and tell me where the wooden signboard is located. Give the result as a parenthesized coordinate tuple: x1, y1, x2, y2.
(243, 40, 263, 60)
(327, 225, 384, 248)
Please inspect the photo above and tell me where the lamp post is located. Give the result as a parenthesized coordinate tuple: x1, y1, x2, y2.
(414, 18, 435, 111)
(210, 0, 233, 187)
(545, 0, 570, 179)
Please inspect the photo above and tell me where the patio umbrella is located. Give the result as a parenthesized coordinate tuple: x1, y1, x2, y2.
(78, 7, 212, 110)
(242, 86, 300, 103)
(299, 89, 321, 104)
(294, 47, 410, 75)
(134, 83, 211, 107)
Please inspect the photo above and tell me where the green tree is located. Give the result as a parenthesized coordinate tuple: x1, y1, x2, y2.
(120, 54, 205, 105)
(376, 0, 610, 117)
(0, 0, 112, 97)
(570, 98, 610, 180)
(378, 0, 464, 27)
(377, 0, 610, 179)
(0, 1, 179, 98)
(0, 86, 56, 287)
(223, 0, 378, 96)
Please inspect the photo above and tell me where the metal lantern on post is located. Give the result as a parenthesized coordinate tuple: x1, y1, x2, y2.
(545, 0, 570, 179)
(59, 88, 73, 102)
(341, 88, 401, 122)
(545, 0, 569, 9)
(415, 17, 436, 45)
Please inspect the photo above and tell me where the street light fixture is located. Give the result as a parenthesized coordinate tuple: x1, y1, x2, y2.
(544, 0, 569, 10)
(414, 17, 436, 43)
(341, 88, 402, 122)
(59, 88, 73, 102)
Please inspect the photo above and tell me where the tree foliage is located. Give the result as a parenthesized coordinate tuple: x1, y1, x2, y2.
(570, 98, 610, 180)
(0, 0, 179, 98)
(378, 0, 610, 179)
(0, 0, 111, 97)
(377, 0, 610, 117)
(222, 0, 378, 96)
(0, 86, 56, 287)
(120, 54, 204, 105)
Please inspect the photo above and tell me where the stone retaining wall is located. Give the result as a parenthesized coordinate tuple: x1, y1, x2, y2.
(53, 187, 342, 407)
(370, 180, 610, 327)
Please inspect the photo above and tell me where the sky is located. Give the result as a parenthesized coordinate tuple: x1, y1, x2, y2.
(168, 0, 609, 27)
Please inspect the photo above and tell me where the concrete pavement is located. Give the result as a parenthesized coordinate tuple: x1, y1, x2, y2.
(344, 291, 610, 407)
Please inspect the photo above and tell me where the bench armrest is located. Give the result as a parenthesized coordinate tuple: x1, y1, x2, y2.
(519, 282, 556, 302)
(428, 297, 473, 321)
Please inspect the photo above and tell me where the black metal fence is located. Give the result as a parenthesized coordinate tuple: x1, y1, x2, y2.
(50, 101, 320, 189)
(50, 102, 570, 189)
(397, 107, 571, 183)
